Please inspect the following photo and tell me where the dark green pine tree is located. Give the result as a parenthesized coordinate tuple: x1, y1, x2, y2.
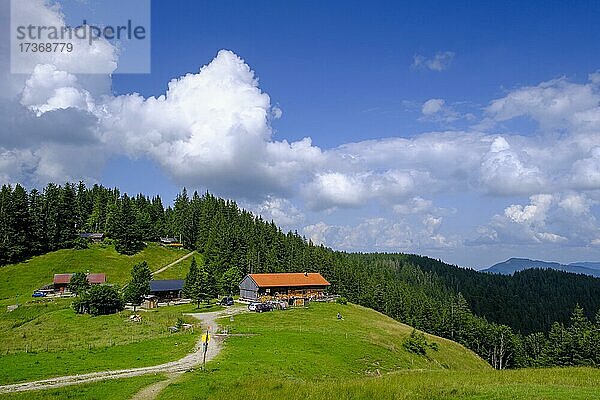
(9, 184, 30, 263)
(150, 195, 165, 238)
(76, 181, 92, 233)
(173, 188, 189, 246)
(113, 195, 144, 255)
(220, 266, 242, 296)
(206, 263, 218, 300)
(28, 189, 47, 255)
(545, 321, 569, 366)
(42, 183, 60, 251)
(183, 257, 203, 308)
(123, 261, 152, 310)
(568, 304, 593, 365)
(135, 196, 155, 240)
(57, 183, 78, 247)
(0, 185, 13, 265)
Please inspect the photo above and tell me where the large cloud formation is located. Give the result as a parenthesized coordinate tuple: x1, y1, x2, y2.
(4, 1, 600, 264)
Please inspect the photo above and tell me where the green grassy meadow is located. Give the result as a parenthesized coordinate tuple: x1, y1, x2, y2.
(158, 302, 489, 399)
(155, 302, 600, 400)
(0, 243, 190, 305)
(0, 300, 599, 399)
(167, 367, 600, 400)
(0, 300, 200, 384)
(2, 247, 600, 399)
(0, 374, 166, 400)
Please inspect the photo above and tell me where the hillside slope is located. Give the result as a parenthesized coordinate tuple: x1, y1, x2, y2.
(399, 253, 600, 333)
(0, 243, 191, 304)
(158, 302, 489, 400)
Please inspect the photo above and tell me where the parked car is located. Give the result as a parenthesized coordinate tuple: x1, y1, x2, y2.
(220, 296, 234, 306)
(248, 302, 259, 311)
(255, 303, 273, 313)
(32, 291, 46, 297)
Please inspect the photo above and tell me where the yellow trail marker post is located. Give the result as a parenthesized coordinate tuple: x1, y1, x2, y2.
(202, 330, 210, 369)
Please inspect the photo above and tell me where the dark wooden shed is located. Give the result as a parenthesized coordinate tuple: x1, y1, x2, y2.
(149, 279, 184, 300)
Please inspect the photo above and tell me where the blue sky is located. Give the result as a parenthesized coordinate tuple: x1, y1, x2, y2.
(4, 0, 600, 268)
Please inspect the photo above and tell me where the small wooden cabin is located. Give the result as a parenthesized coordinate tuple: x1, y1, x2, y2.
(149, 279, 184, 300)
(239, 272, 330, 302)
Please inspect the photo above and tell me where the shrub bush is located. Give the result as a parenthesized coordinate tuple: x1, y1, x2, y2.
(73, 237, 90, 250)
(73, 285, 124, 316)
(336, 297, 348, 305)
(403, 329, 438, 355)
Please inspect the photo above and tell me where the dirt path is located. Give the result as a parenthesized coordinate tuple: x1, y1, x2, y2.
(129, 373, 177, 400)
(152, 250, 196, 276)
(129, 308, 235, 400)
(0, 307, 242, 395)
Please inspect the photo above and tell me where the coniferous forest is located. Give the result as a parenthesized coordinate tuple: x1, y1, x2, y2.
(2, 182, 600, 369)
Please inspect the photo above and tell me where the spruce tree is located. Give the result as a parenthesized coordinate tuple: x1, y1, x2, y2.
(113, 195, 144, 255)
(124, 261, 152, 310)
(28, 189, 46, 255)
(183, 257, 203, 308)
(9, 184, 30, 262)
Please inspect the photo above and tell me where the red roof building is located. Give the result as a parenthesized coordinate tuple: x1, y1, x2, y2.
(239, 272, 330, 301)
(53, 273, 107, 292)
(53, 274, 72, 285)
(86, 273, 106, 284)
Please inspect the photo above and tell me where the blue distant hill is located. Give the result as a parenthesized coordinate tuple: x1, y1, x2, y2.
(483, 258, 600, 277)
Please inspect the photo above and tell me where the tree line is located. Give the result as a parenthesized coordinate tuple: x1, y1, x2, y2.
(4, 182, 600, 369)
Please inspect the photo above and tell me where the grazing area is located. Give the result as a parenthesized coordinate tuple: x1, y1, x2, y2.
(0, 300, 198, 385)
(158, 302, 488, 399)
(158, 367, 600, 400)
(0, 375, 166, 400)
(0, 243, 190, 305)
(4, 302, 599, 400)
(150, 302, 600, 399)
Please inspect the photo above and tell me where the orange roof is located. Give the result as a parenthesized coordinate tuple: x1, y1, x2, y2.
(249, 273, 330, 288)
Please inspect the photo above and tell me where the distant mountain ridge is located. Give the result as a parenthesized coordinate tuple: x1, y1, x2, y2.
(484, 258, 600, 277)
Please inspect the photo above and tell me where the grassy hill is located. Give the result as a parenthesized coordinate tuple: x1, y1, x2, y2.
(153, 302, 600, 400)
(0, 243, 191, 305)
(2, 248, 600, 399)
(158, 302, 489, 399)
(0, 299, 199, 385)
(1, 300, 599, 399)
(162, 367, 600, 400)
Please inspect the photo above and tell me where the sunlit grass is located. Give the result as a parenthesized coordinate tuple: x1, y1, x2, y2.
(0, 301, 200, 384)
(0, 243, 190, 303)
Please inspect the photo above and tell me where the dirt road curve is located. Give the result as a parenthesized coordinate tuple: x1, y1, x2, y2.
(0, 307, 241, 394)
